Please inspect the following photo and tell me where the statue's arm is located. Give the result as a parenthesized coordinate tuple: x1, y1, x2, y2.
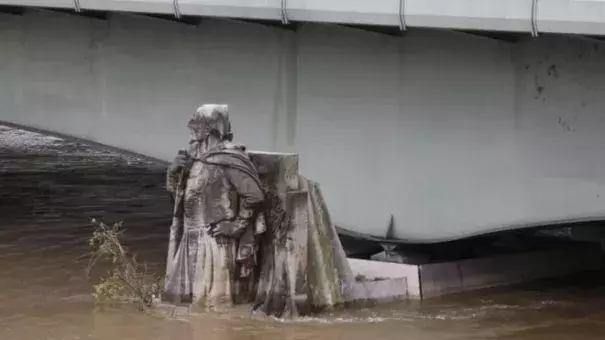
(166, 165, 180, 197)
(166, 150, 190, 198)
(225, 167, 265, 221)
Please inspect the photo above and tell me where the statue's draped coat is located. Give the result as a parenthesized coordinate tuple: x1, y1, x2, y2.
(163, 144, 265, 307)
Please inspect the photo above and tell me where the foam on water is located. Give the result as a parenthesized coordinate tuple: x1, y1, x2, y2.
(0, 125, 148, 160)
(274, 315, 390, 324)
(0, 126, 62, 150)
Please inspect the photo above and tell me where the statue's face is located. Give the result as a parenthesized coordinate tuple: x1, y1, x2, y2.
(187, 125, 206, 157)
(188, 126, 202, 143)
(187, 119, 208, 143)
(186, 104, 231, 149)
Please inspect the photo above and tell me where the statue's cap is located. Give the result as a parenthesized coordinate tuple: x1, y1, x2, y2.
(188, 104, 232, 140)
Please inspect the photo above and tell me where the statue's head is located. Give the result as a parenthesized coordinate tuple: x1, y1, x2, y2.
(187, 104, 233, 145)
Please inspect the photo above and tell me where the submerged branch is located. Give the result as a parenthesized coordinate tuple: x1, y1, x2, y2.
(86, 219, 162, 311)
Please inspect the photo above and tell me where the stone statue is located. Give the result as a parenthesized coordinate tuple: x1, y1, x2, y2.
(162, 104, 267, 308)
(162, 104, 356, 318)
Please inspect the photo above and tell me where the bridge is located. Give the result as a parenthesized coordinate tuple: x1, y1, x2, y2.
(3, 1, 605, 244)
(4, 0, 605, 36)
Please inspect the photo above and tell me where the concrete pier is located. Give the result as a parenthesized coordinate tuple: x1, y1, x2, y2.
(348, 243, 602, 300)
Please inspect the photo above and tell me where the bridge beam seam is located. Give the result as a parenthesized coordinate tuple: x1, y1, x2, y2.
(280, 0, 289, 25)
(399, 0, 406, 31)
(173, 0, 181, 19)
(531, 0, 539, 37)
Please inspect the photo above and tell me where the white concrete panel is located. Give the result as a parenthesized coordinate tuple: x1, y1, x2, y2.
(0, 0, 74, 9)
(511, 35, 605, 227)
(348, 258, 420, 298)
(0, 10, 282, 161)
(294, 24, 403, 238)
(0, 14, 23, 125)
(286, 0, 401, 26)
(177, 0, 282, 21)
(537, 0, 605, 35)
(79, 0, 174, 15)
(94, 16, 283, 159)
(346, 278, 409, 302)
(2, 10, 105, 140)
(392, 30, 519, 241)
(405, 0, 533, 32)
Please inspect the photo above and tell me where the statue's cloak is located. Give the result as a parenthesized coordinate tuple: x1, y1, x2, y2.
(162, 144, 266, 304)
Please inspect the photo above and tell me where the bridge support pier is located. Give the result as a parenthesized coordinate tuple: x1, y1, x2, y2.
(350, 241, 602, 299)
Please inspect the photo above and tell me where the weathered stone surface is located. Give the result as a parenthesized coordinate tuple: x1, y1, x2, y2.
(249, 152, 307, 317)
(288, 192, 310, 297)
(348, 258, 421, 299)
(249, 152, 358, 316)
(346, 278, 408, 304)
(162, 105, 266, 308)
(162, 105, 355, 317)
(249, 151, 299, 192)
(300, 177, 354, 310)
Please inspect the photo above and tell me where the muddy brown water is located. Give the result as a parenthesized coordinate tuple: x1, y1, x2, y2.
(2, 125, 605, 340)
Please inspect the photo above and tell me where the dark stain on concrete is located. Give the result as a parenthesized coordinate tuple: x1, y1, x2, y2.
(547, 64, 558, 79)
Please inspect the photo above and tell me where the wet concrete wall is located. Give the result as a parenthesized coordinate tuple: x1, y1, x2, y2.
(2, 10, 605, 242)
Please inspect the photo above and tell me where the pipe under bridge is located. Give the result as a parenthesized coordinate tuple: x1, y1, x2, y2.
(2, 3, 605, 243)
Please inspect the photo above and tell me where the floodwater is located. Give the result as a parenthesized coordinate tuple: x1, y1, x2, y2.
(2, 126, 605, 340)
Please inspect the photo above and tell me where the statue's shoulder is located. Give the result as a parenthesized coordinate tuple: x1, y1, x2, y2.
(223, 142, 248, 154)
(204, 142, 254, 169)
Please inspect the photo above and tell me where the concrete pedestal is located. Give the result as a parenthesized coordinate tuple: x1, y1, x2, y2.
(248, 151, 355, 316)
(349, 243, 602, 300)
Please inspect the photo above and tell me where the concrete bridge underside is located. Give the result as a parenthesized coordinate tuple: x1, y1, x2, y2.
(3, 9, 605, 243)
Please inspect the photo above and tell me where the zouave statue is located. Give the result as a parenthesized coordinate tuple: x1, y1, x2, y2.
(162, 104, 353, 318)
(163, 104, 266, 308)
